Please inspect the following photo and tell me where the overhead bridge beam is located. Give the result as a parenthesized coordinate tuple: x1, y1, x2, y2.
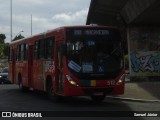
(121, 0, 157, 24)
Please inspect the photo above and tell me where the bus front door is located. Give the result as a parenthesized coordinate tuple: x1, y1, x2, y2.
(56, 45, 64, 93)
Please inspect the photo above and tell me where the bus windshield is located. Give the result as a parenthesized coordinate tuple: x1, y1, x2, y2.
(66, 28, 123, 79)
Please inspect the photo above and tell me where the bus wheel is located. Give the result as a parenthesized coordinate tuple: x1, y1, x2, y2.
(47, 81, 61, 102)
(91, 95, 106, 102)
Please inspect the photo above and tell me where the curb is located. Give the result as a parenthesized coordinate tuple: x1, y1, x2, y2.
(106, 96, 160, 103)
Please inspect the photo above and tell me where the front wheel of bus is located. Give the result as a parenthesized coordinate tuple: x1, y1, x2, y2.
(47, 81, 61, 102)
(91, 95, 106, 102)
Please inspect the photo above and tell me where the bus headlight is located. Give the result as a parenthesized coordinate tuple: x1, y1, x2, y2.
(0, 75, 2, 78)
(66, 75, 79, 86)
(116, 74, 125, 85)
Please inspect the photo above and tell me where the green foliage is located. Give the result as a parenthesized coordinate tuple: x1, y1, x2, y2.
(0, 33, 8, 58)
(124, 54, 129, 69)
(0, 43, 5, 58)
(0, 34, 6, 44)
(12, 34, 24, 41)
(3, 43, 9, 57)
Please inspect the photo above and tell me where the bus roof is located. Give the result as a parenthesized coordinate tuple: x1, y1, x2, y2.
(10, 25, 117, 45)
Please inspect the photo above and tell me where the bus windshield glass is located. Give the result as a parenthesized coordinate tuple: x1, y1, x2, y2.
(66, 28, 123, 79)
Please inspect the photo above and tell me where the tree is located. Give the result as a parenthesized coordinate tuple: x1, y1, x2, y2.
(0, 33, 6, 58)
(0, 33, 9, 59)
(3, 43, 9, 57)
(0, 44, 4, 58)
(0, 43, 10, 59)
(12, 34, 24, 41)
(0, 34, 6, 44)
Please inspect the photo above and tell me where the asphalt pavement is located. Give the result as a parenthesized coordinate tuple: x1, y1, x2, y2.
(108, 77, 160, 102)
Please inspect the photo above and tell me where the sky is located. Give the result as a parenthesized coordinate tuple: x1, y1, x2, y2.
(0, 0, 91, 43)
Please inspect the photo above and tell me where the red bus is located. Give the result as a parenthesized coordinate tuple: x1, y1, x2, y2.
(9, 26, 125, 102)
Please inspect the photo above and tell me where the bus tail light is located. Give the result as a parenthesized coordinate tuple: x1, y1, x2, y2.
(116, 74, 125, 85)
(66, 75, 79, 87)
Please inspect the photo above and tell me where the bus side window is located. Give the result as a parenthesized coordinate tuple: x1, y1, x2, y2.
(20, 44, 24, 60)
(39, 39, 45, 59)
(16, 46, 18, 61)
(23, 43, 28, 60)
(45, 37, 55, 60)
(57, 44, 64, 68)
(17, 45, 21, 61)
(34, 40, 40, 59)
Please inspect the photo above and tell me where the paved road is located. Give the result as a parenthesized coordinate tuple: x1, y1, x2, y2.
(0, 84, 160, 120)
(109, 81, 160, 102)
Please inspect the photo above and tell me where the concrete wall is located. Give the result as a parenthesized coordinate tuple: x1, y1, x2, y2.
(128, 26, 160, 76)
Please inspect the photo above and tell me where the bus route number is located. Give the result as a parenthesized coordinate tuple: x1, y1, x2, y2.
(107, 80, 116, 86)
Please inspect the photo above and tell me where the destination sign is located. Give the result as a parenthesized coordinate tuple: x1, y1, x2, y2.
(74, 30, 110, 36)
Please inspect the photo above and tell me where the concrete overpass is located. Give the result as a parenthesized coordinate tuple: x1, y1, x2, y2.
(86, 0, 160, 26)
(86, 0, 160, 77)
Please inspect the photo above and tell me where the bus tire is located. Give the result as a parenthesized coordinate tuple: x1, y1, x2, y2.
(47, 80, 61, 102)
(91, 95, 106, 102)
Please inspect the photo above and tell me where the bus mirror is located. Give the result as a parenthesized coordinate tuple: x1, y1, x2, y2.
(61, 44, 67, 56)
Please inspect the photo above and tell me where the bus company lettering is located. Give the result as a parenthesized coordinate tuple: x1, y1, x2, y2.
(18, 63, 24, 67)
(45, 61, 55, 73)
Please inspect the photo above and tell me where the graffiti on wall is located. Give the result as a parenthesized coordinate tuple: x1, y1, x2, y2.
(130, 51, 160, 75)
(129, 26, 160, 76)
